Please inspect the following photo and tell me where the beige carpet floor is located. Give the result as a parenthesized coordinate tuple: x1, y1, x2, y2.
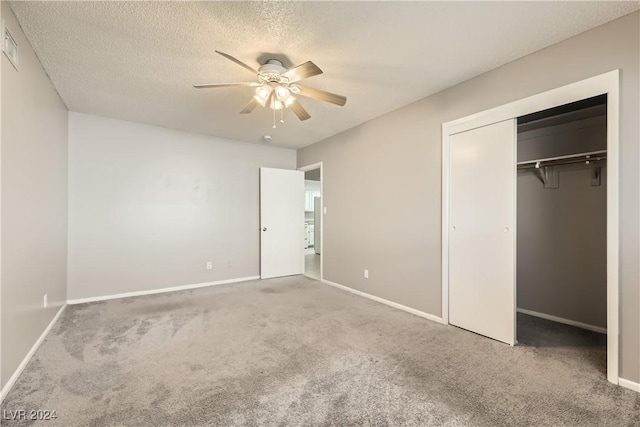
(2, 275, 638, 426)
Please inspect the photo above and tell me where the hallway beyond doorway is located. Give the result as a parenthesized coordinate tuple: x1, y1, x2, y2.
(304, 248, 320, 280)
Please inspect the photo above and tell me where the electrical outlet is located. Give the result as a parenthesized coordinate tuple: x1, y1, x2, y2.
(227, 260, 232, 268)
(43, 294, 48, 308)
(206, 261, 213, 270)
(364, 269, 369, 279)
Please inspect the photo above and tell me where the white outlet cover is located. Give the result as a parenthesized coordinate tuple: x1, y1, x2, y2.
(364, 269, 369, 279)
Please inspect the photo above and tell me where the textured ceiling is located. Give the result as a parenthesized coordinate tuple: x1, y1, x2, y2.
(9, 1, 639, 149)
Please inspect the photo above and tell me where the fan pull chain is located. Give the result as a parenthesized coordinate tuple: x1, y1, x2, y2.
(280, 108, 284, 124)
(272, 108, 276, 129)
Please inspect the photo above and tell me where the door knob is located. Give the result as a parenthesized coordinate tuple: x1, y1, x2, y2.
(262, 227, 267, 231)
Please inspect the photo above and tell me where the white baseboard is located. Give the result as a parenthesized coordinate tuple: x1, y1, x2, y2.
(321, 279, 446, 325)
(0, 304, 66, 403)
(67, 276, 261, 305)
(516, 308, 607, 334)
(619, 378, 640, 393)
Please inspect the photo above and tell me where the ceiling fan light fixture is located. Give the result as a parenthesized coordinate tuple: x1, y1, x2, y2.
(272, 99, 284, 110)
(254, 94, 267, 107)
(276, 86, 289, 98)
(256, 86, 269, 98)
(285, 96, 295, 107)
(254, 85, 272, 107)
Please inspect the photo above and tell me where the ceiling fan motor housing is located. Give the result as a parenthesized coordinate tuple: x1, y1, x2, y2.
(259, 59, 288, 83)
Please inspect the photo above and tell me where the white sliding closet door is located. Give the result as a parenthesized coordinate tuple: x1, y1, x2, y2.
(449, 119, 517, 345)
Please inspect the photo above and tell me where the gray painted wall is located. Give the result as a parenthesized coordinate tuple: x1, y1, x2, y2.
(67, 113, 295, 300)
(517, 118, 607, 329)
(1, 3, 68, 389)
(297, 12, 639, 381)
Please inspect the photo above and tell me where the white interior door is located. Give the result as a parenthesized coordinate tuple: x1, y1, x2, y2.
(260, 168, 304, 279)
(449, 119, 516, 345)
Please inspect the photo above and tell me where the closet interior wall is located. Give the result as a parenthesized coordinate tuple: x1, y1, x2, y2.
(517, 107, 607, 331)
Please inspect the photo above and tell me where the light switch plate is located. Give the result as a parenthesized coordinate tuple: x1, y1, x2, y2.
(2, 21, 18, 70)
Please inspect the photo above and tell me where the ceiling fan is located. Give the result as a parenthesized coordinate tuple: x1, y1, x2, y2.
(194, 51, 347, 123)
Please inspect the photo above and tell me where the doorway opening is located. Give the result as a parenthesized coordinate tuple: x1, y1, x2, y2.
(299, 163, 322, 280)
(516, 94, 607, 376)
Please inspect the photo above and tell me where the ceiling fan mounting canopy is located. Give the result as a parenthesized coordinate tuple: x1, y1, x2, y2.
(193, 51, 347, 123)
(261, 59, 285, 71)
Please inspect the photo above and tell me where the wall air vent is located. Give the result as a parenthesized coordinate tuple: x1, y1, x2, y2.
(2, 21, 18, 70)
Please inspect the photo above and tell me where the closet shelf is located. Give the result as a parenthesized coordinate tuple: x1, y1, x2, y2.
(517, 150, 606, 170)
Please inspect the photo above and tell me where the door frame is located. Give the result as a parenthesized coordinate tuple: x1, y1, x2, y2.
(441, 70, 620, 384)
(298, 162, 324, 281)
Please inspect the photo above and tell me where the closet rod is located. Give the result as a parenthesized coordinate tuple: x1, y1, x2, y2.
(518, 150, 606, 170)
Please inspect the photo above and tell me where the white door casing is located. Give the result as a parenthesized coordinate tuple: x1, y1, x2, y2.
(298, 162, 324, 281)
(314, 196, 321, 255)
(448, 119, 517, 345)
(260, 168, 304, 279)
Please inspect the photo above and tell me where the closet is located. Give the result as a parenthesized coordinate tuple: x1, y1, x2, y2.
(516, 95, 607, 336)
(444, 71, 618, 382)
(448, 95, 608, 345)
